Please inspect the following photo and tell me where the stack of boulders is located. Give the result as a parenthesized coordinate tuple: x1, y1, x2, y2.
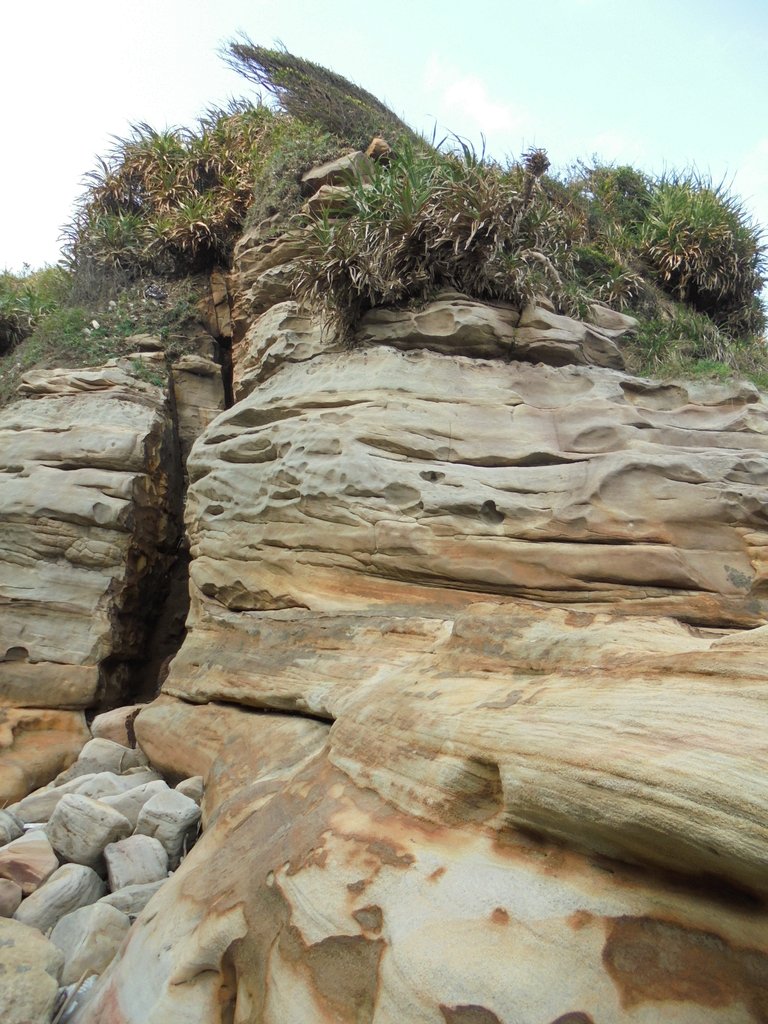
(0, 711, 202, 1023)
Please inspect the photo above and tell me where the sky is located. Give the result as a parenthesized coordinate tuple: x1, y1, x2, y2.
(2, 0, 767, 272)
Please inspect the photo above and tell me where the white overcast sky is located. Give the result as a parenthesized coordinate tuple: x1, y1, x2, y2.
(2, 0, 767, 271)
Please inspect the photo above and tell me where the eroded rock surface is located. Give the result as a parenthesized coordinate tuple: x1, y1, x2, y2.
(0, 366, 176, 680)
(357, 294, 630, 369)
(0, 708, 90, 803)
(185, 345, 768, 627)
(7, 220, 768, 1020)
(77, 269, 768, 1022)
(84, 715, 768, 1024)
(0, 365, 180, 801)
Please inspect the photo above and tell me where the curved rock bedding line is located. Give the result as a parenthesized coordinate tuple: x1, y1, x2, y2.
(155, 600, 768, 895)
(186, 345, 768, 627)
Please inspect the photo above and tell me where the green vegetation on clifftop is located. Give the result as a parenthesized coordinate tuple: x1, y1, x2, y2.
(2, 39, 766, 404)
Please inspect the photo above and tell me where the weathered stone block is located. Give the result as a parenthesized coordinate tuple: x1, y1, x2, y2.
(13, 863, 106, 932)
(135, 790, 201, 867)
(46, 795, 131, 868)
(105, 834, 168, 891)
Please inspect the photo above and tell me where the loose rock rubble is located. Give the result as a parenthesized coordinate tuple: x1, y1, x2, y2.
(0, 717, 202, 1021)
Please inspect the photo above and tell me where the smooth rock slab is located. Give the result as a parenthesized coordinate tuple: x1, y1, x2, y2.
(13, 863, 106, 933)
(171, 358, 227, 467)
(0, 829, 59, 894)
(0, 878, 22, 916)
(135, 790, 201, 868)
(0, 661, 99, 710)
(0, 917, 64, 1024)
(46, 794, 131, 868)
(50, 902, 130, 984)
(105, 835, 168, 891)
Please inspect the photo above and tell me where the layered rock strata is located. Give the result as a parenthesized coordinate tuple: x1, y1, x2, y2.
(3, 211, 768, 1021)
(0, 366, 177, 684)
(0, 330, 227, 801)
(188, 341, 768, 627)
(80, 228, 768, 1022)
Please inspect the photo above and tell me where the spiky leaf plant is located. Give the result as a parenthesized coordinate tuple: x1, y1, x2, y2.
(63, 103, 277, 282)
(296, 142, 575, 341)
(639, 174, 766, 335)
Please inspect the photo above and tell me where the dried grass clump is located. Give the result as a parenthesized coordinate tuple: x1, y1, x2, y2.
(223, 37, 417, 151)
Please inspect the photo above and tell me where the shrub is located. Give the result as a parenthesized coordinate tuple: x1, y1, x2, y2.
(63, 103, 278, 280)
(639, 174, 766, 335)
(571, 162, 653, 236)
(624, 304, 768, 385)
(559, 162, 652, 311)
(244, 118, 342, 236)
(0, 266, 70, 354)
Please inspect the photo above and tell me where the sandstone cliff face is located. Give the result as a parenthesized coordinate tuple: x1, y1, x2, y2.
(77, 231, 768, 1024)
(0, 365, 180, 802)
(3, 220, 768, 1022)
(193, 329, 768, 626)
(0, 345, 226, 805)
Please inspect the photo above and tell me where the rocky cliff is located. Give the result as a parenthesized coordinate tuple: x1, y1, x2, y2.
(2, 175, 768, 1023)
